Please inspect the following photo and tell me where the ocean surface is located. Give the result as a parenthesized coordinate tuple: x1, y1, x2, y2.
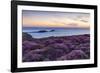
(22, 27, 90, 38)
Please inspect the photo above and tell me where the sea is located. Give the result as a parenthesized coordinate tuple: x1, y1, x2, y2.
(22, 27, 90, 38)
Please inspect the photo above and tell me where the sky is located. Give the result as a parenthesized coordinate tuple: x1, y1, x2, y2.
(22, 10, 90, 28)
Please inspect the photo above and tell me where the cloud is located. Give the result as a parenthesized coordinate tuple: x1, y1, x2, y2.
(22, 10, 90, 28)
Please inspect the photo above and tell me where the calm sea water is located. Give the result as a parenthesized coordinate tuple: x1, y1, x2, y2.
(23, 27, 90, 38)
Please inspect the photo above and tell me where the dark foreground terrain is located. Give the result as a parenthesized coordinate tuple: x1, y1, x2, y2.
(22, 32, 90, 62)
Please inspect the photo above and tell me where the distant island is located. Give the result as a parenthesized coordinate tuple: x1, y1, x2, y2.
(25, 29, 55, 33)
(22, 32, 90, 62)
(36, 29, 55, 33)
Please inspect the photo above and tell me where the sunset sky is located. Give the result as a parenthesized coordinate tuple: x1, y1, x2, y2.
(22, 10, 90, 28)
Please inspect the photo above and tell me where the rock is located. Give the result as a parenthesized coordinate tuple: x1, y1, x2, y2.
(22, 41, 44, 51)
(37, 30, 48, 33)
(67, 50, 89, 60)
(48, 43, 72, 54)
(22, 32, 33, 41)
(23, 52, 45, 62)
(65, 34, 90, 44)
(29, 48, 47, 54)
(43, 47, 65, 60)
(74, 43, 90, 57)
(22, 34, 90, 62)
(43, 40, 56, 46)
(54, 39, 64, 43)
(57, 50, 89, 60)
(50, 29, 55, 32)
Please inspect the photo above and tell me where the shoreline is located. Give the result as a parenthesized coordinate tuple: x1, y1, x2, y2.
(23, 32, 90, 39)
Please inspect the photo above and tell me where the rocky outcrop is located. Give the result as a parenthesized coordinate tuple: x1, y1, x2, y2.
(22, 33, 90, 62)
(22, 32, 33, 41)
